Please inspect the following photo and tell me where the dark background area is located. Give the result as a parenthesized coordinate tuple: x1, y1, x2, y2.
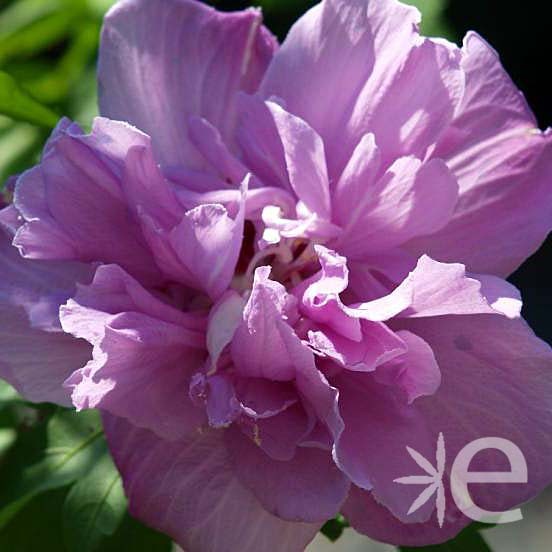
(442, 0, 552, 343)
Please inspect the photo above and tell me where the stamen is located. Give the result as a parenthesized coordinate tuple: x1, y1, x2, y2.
(253, 424, 262, 447)
(243, 242, 293, 282)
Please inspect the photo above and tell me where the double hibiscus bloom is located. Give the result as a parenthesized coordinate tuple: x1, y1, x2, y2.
(1, 0, 552, 550)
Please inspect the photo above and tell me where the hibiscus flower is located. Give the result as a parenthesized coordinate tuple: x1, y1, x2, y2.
(1, 0, 551, 550)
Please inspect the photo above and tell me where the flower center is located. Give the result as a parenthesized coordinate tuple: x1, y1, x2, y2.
(231, 222, 319, 294)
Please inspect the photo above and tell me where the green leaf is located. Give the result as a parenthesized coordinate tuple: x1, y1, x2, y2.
(87, 0, 117, 18)
(0, 380, 19, 411)
(399, 523, 492, 551)
(0, 0, 65, 39)
(63, 449, 126, 552)
(26, 21, 100, 104)
(0, 116, 43, 185)
(0, 403, 170, 551)
(320, 514, 349, 542)
(0, 10, 79, 64)
(102, 513, 173, 552)
(0, 70, 59, 127)
(0, 487, 70, 551)
(402, 0, 456, 40)
(0, 409, 105, 528)
(0, 428, 16, 457)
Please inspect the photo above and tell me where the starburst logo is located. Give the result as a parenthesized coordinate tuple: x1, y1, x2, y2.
(393, 433, 528, 527)
(394, 432, 446, 527)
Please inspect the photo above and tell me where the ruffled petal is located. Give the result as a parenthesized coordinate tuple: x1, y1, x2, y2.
(335, 156, 458, 259)
(231, 266, 299, 381)
(123, 145, 247, 298)
(0, 227, 92, 405)
(401, 314, 552, 521)
(169, 197, 246, 301)
(348, 313, 552, 545)
(395, 255, 522, 319)
(266, 101, 331, 218)
(333, 372, 435, 521)
(410, 32, 552, 276)
(350, 255, 522, 320)
(260, 0, 434, 177)
(60, 264, 206, 440)
(308, 320, 406, 372)
(374, 330, 441, 403)
(13, 118, 162, 285)
(99, 0, 276, 169)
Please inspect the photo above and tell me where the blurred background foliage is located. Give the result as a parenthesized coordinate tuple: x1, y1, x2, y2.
(0, 0, 113, 180)
(0, 1, 550, 550)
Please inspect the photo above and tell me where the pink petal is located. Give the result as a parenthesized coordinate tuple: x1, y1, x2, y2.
(348, 255, 522, 321)
(231, 266, 299, 381)
(266, 101, 331, 218)
(303, 246, 412, 323)
(396, 255, 522, 319)
(226, 426, 349, 522)
(332, 133, 380, 226)
(169, 190, 246, 300)
(300, 247, 361, 341)
(374, 330, 441, 403)
(352, 312, 552, 545)
(103, 415, 320, 551)
(308, 320, 407, 372)
(13, 119, 162, 285)
(0, 312, 90, 407)
(293, 340, 344, 445)
(60, 265, 206, 440)
(405, 313, 552, 513)
(236, 93, 290, 190)
(260, 0, 423, 177)
(0, 228, 92, 405)
(121, 145, 195, 286)
(206, 291, 246, 373)
(189, 372, 241, 429)
(235, 377, 307, 461)
(61, 264, 206, 337)
(99, 0, 276, 169)
(232, 269, 344, 444)
(188, 116, 249, 186)
(347, 249, 418, 302)
(124, 146, 248, 299)
(122, 145, 183, 227)
(333, 372, 435, 521)
(344, 485, 469, 547)
(410, 32, 552, 276)
(351, 37, 464, 168)
(0, 204, 22, 234)
(235, 378, 298, 419)
(238, 401, 310, 462)
(335, 156, 458, 259)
